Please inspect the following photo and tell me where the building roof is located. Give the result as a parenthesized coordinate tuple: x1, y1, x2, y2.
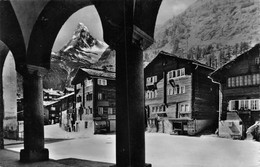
(56, 92, 74, 100)
(81, 68, 116, 78)
(145, 51, 215, 72)
(209, 43, 259, 80)
(43, 88, 64, 96)
(71, 68, 116, 85)
(43, 100, 59, 107)
(64, 87, 74, 92)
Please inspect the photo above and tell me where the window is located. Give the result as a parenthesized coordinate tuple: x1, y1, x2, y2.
(151, 91, 154, 98)
(181, 105, 185, 112)
(168, 87, 173, 95)
(253, 74, 257, 85)
(86, 79, 93, 86)
(231, 77, 235, 87)
(185, 104, 189, 112)
(176, 70, 180, 77)
(146, 90, 157, 99)
(244, 100, 249, 110)
(98, 107, 103, 115)
(98, 93, 105, 100)
(248, 75, 252, 85)
(146, 76, 157, 85)
(231, 99, 260, 111)
(229, 100, 238, 111)
(228, 74, 260, 88)
(239, 76, 243, 86)
(255, 57, 260, 65)
(108, 108, 113, 114)
(176, 86, 180, 94)
(236, 76, 239, 87)
(180, 68, 185, 76)
(228, 78, 231, 87)
(174, 87, 178, 94)
(180, 86, 185, 94)
(98, 79, 107, 86)
(257, 74, 260, 84)
(240, 100, 245, 110)
(251, 100, 259, 110)
(168, 68, 185, 80)
(86, 93, 93, 101)
(244, 75, 248, 85)
(77, 96, 82, 102)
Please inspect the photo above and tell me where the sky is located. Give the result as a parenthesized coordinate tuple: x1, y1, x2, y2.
(52, 0, 196, 52)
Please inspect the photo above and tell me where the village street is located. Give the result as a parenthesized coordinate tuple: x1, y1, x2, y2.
(5, 124, 260, 167)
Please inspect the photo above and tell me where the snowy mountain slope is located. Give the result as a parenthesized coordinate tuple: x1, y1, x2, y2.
(59, 23, 108, 64)
(145, 0, 260, 65)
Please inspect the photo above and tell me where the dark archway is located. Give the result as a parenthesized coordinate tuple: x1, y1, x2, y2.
(0, 1, 25, 149)
(0, 1, 26, 71)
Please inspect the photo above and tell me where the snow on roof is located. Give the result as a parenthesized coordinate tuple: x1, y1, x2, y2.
(56, 92, 74, 100)
(43, 88, 64, 96)
(43, 100, 59, 106)
(147, 51, 215, 71)
(80, 68, 116, 79)
(65, 87, 74, 92)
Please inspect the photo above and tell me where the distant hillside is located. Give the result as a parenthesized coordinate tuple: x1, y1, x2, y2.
(145, 0, 260, 68)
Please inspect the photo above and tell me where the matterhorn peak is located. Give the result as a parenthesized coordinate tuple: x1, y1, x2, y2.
(72, 22, 90, 40)
(59, 22, 108, 64)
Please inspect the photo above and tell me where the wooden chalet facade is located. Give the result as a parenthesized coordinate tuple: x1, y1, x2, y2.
(210, 43, 260, 139)
(72, 68, 116, 134)
(144, 51, 219, 135)
(43, 92, 74, 125)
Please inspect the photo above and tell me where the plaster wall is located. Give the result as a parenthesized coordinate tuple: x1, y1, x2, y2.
(2, 52, 17, 139)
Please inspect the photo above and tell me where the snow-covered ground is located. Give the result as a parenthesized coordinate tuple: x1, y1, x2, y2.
(7, 124, 260, 167)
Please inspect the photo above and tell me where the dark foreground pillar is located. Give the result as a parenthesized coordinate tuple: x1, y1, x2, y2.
(20, 65, 49, 162)
(115, 28, 152, 166)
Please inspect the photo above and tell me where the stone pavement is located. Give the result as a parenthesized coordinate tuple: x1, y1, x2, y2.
(0, 149, 114, 167)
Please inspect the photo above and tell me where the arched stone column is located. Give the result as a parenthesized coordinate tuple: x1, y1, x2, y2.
(113, 26, 154, 167)
(20, 65, 49, 162)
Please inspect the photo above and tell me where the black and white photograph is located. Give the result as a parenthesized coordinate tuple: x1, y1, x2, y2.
(0, 0, 260, 166)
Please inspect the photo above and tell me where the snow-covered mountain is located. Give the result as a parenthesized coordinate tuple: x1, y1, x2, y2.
(41, 23, 114, 90)
(58, 23, 108, 64)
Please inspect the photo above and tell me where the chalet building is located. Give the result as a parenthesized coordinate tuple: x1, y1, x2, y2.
(210, 43, 260, 139)
(71, 68, 116, 134)
(43, 92, 74, 125)
(144, 51, 219, 135)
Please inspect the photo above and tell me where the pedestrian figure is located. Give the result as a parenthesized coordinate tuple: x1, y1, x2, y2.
(71, 117, 75, 132)
(76, 122, 79, 132)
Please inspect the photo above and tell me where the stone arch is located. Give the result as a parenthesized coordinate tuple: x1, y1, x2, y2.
(2, 51, 18, 140)
(0, 1, 26, 71)
(27, 0, 103, 69)
(0, 40, 19, 148)
(0, 41, 9, 149)
(0, 1, 25, 149)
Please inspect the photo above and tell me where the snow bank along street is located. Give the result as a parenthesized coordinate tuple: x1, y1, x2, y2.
(6, 124, 260, 167)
